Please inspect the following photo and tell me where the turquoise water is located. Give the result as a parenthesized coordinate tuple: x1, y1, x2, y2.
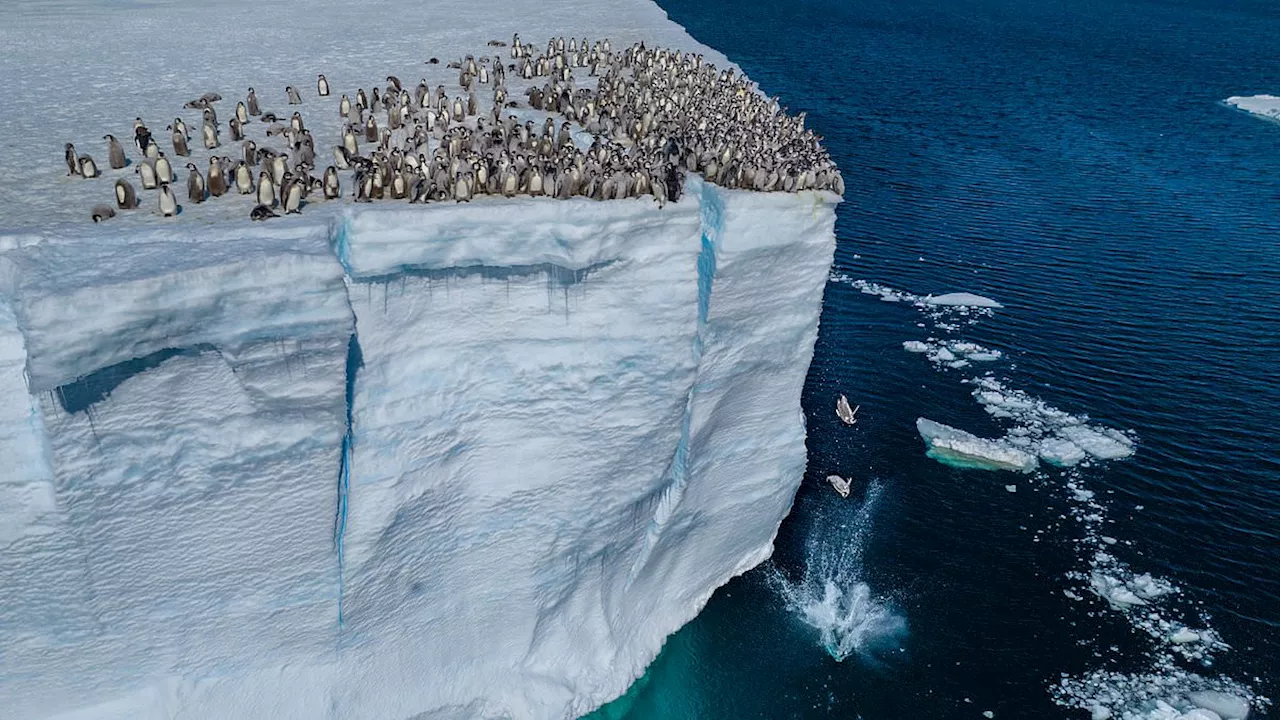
(590, 0, 1280, 716)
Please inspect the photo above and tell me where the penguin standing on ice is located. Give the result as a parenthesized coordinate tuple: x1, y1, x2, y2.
(234, 161, 253, 194)
(64, 143, 80, 176)
(317, 74, 330, 97)
(114, 178, 138, 209)
(158, 183, 178, 217)
(286, 85, 303, 104)
(186, 163, 206, 203)
(207, 157, 228, 197)
(246, 88, 261, 116)
(78, 154, 99, 178)
(104, 134, 127, 169)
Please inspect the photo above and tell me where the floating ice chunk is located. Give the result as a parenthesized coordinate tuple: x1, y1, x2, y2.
(922, 292, 1003, 308)
(916, 418, 1039, 473)
(1090, 573, 1148, 608)
(930, 347, 957, 362)
(965, 351, 1002, 362)
(1005, 484, 1017, 493)
(1039, 437, 1088, 467)
(1061, 425, 1135, 460)
(903, 340, 930, 353)
(1170, 627, 1202, 644)
(1178, 709, 1223, 720)
(948, 359, 971, 369)
(1189, 691, 1251, 720)
(1225, 94, 1280, 121)
(1129, 573, 1176, 601)
(1091, 706, 1113, 720)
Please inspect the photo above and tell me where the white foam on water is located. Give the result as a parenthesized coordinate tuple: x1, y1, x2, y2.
(768, 481, 906, 662)
(845, 277, 1263, 717)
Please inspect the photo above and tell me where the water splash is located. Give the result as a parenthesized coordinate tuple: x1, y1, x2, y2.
(770, 481, 906, 662)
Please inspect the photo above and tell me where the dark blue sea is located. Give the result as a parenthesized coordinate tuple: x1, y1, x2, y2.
(589, 0, 1280, 717)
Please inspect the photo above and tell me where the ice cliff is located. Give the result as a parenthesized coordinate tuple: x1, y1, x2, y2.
(0, 176, 838, 719)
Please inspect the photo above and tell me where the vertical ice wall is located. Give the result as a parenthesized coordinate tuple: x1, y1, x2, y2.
(0, 183, 837, 720)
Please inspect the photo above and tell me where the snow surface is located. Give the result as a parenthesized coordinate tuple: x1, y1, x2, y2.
(1224, 95, 1280, 122)
(0, 2, 839, 718)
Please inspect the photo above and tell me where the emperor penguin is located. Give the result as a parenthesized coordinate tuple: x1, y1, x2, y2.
(155, 152, 174, 184)
(158, 183, 178, 217)
(243, 139, 258, 166)
(90, 204, 116, 222)
(343, 128, 359, 157)
(234, 160, 254, 194)
(207, 157, 228, 197)
(229, 117, 244, 141)
(364, 115, 378, 143)
(64, 143, 80, 176)
(236, 101, 249, 125)
(283, 178, 302, 213)
(105, 135, 127, 169)
(322, 166, 340, 199)
(286, 86, 303, 104)
(171, 125, 190, 156)
(186, 163, 206, 203)
(114, 178, 139, 209)
(339, 94, 351, 119)
(317, 74, 330, 97)
(270, 153, 287, 185)
(134, 122, 152, 153)
(250, 204, 277, 221)
(257, 171, 276, 207)
(78, 154, 99, 178)
(290, 111, 305, 133)
(246, 88, 261, 116)
(202, 121, 219, 150)
(136, 158, 158, 189)
(145, 139, 160, 159)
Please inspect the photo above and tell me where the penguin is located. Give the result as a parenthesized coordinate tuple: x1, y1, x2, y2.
(158, 183, 178, 217)
(283, 178, 302, 213)
(317, 74, 330, 97)
(236, 101, 249, 124)
(186, 163, 206, 203)
(290, 111, 304, 133)
(137, 158, 158, 189)
(234, 161, 254, 194)
(322, 166, 340, 199)
(90, 204, 116, 222)
(155, 153, 174, 183)
(202, 121, 218, 150)
(105, 135, 127, 169)
(243, 139, 258, 166)
(134, 122, 152, 153)
(64, 143, 80, 176)
(250, 204, 277, 221)
(114, 178, 139, 209)
(257, 171, 275, 207)
(247, 88, 261, 116)
(286, 85, 303, 105)
(229, 117, 244, 141)
(171, 126, 190, 157)
(339, 94, 351, 119)
(207, 157, 228, 197)
(270, 153, 287, 185)
(364, 115, 378, 143)
(145, 140, 160, 159)
(78, 155, 99, 178)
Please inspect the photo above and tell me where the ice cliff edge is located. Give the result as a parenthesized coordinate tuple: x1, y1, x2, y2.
(0, 177, 838, 719)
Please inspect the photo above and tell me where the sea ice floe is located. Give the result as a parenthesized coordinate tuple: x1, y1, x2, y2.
(1054, 669, 1263, 720)
(922, 292, 1003, 308)
(916, 418, 1039, 473)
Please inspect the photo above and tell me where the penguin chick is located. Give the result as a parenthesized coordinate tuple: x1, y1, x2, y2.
(90, 204, 116, 222)
(104, 134, 127, 169)
(250, 204, 278, 221)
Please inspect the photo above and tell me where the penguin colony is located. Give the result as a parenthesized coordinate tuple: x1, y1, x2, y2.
(65, 34, 842, 223)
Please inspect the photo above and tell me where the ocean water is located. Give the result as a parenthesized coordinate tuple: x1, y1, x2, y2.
(589, 0, 1280, 717)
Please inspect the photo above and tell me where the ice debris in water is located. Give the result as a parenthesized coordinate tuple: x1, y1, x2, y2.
(1054, 667, 1264, 720)
(915, 418, 1039, 473)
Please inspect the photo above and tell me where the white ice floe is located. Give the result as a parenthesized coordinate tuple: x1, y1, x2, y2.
(921, 292, 1003, 308)
(915, 418, 1039, 473)
(1224, 95, 1280, 122)
(1054, 668, 1263, 720)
